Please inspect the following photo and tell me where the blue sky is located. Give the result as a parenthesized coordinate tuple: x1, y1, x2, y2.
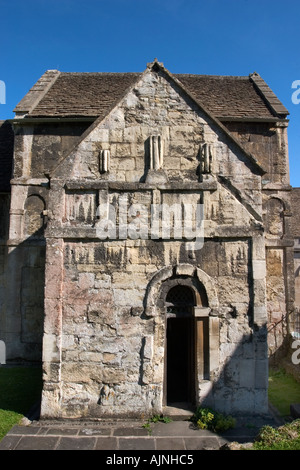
(1, 0, 300, 186)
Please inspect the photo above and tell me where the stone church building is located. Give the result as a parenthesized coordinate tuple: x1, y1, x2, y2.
(0, 59, 298, 418)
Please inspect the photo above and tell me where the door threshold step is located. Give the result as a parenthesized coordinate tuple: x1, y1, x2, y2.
(163, 403, 194, 420)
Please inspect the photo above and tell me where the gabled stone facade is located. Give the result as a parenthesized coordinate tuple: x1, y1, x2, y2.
(0, 60, 296, 418)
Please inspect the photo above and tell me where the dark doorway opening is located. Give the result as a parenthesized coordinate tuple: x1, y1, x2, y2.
(165, 285, 196, 406)
(166, 316, 195, 404)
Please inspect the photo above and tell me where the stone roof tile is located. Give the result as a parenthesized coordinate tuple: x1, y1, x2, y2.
(28, 72, 140, 118)
(176, 74, 285, 119)
(16, 70, 287, 120)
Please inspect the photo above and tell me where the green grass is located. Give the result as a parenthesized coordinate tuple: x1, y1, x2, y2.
(0, 366, 43, 441)
(268, 367, 300, 419)
(250, 367, 300, 450)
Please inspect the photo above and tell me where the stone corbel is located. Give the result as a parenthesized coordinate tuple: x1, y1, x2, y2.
(99, 149, 110, 173)
(149, 135, 163, 170)
(194, 307, 211, 317)
(200, 143, 214, 174)
(146, 135, 168, 184)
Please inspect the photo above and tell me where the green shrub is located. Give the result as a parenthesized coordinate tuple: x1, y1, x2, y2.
(191, 406, 236, 433)
(253, 420, 300, 450)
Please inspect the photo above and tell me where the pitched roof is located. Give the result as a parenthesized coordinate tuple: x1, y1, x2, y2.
(176, 73, 288, 119)
(14, 67, 288, 120)
(49, 62, 266, 179)
(15, 72, 140, 119)
(0, 120, 14, 192)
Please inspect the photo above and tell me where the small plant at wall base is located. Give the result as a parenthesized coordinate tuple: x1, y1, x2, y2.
(191, 407, 236, 433)
(143, 415, 172, 434)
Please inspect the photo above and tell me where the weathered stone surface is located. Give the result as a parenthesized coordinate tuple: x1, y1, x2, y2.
(220, 441, 254, 450)
(0, 61, 295, 420)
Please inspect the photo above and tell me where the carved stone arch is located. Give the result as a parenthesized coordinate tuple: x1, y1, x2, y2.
(158, 276, 208, 311)
(24, 194, 46, 238)
(195, 267, 219, 309)
(144, 263, 218, 316)
(143, 263, 219, 408)
(141, 263, 220, 410)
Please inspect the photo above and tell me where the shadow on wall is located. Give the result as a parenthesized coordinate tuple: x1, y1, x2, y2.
(0, 340, 5, 364)
(268, 316, 290, 367)
(141, 258, 269, 417)
(195, 325, 269, 417)
(0, 196, 47, 362)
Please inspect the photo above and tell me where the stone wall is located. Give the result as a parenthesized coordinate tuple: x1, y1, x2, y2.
(226, 118, 294, 359)
(0, 63, 296, 421)
(0, 194, 9, 362)
(266, 249, 288, 355)
(224, 121, 290, 186)
(0, 120, 92, 361)
(291, 188, 300, 338)
(12, 122, 91, 179)
(40, 66, 269, 418)
(41, 237, 268, 418)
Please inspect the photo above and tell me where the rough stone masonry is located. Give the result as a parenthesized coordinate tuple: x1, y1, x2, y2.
(0, 59, 296, 419)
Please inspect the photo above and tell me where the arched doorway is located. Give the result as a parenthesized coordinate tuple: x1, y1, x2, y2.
(165, 285, 196, 406)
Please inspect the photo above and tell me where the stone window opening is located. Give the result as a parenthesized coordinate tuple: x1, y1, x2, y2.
(24, 194, 46, 238)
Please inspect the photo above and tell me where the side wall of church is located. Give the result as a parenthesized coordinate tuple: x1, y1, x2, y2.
(2, 122, 91, 361)
(224, 120, 294, 360)
(2, 67, 293, 417)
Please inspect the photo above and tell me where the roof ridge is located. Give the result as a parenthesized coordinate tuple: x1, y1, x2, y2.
(59, 71, 141, 75)
(57, 71, 251, 80)
(174, 73, 249, 79)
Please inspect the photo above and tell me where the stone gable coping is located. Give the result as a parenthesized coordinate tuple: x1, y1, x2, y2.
(48, 61, 266, 179)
